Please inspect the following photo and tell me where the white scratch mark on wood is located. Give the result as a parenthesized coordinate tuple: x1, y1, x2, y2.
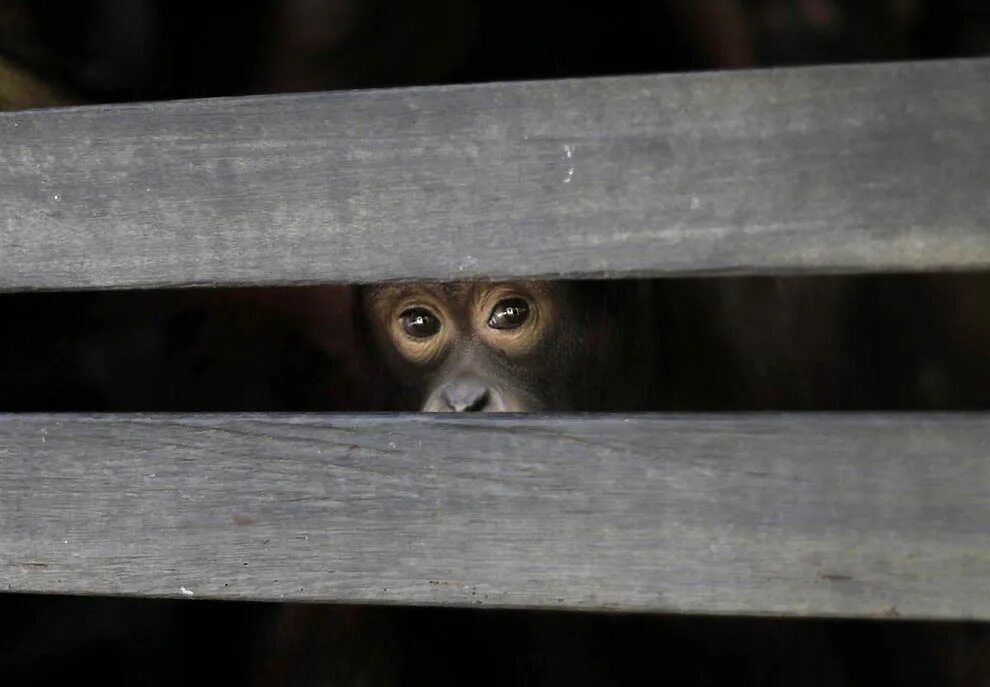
(457, 255, 478, 272)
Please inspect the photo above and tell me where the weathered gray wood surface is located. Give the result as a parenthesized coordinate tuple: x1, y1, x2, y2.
(1, 413, 987, 618)
(2, 58, 988, 291)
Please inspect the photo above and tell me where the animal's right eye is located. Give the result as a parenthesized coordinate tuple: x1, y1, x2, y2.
(399, 307, 441, 339)
(487, 297, 530, 330)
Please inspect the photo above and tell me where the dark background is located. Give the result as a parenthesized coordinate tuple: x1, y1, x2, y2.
(2, 0, 989, 103)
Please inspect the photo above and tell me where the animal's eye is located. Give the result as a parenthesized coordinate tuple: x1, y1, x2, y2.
(399, 307, 441, 339)
(488, 298, 530, 330)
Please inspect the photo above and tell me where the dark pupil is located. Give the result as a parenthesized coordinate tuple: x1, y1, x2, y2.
(488, 298, 530, 330)
(400, 308, 441, 338)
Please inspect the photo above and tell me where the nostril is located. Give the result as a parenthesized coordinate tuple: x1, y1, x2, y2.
(442, 382, 491, 412)
(463, 388, 489, 412)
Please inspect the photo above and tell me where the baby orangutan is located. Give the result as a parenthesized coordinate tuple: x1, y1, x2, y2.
(362, 280, 618, 412)
(360, 276, 880, 413)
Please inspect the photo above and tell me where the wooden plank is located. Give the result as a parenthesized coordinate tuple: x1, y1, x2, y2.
(1, 413, 987, 619)
(1, 58, 988, 291)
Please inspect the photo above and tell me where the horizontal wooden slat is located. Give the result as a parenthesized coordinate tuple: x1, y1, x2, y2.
(1, 58, 988, 292)
(1, 413, 987, 618)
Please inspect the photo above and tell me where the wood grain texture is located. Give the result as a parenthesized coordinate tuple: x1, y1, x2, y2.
(1, 58, 988, 291)
(1, 413, 987, 618)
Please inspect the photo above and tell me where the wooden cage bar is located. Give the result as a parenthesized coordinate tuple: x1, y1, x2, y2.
(1, 57, 988, 292)
(1, 413, 988, 619)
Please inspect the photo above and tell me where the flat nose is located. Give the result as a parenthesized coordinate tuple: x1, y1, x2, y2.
(441, 380, 491, 412)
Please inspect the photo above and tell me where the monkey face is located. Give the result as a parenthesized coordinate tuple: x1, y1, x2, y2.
(362, 281, 598, 412)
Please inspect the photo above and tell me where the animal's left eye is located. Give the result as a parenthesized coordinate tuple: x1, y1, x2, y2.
(399, 307, 441, 338)
(488, 298, 530, 330)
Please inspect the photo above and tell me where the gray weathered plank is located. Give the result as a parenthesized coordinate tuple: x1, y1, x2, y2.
(1, 58, 988, 291)
(1, 413, 987, 618)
